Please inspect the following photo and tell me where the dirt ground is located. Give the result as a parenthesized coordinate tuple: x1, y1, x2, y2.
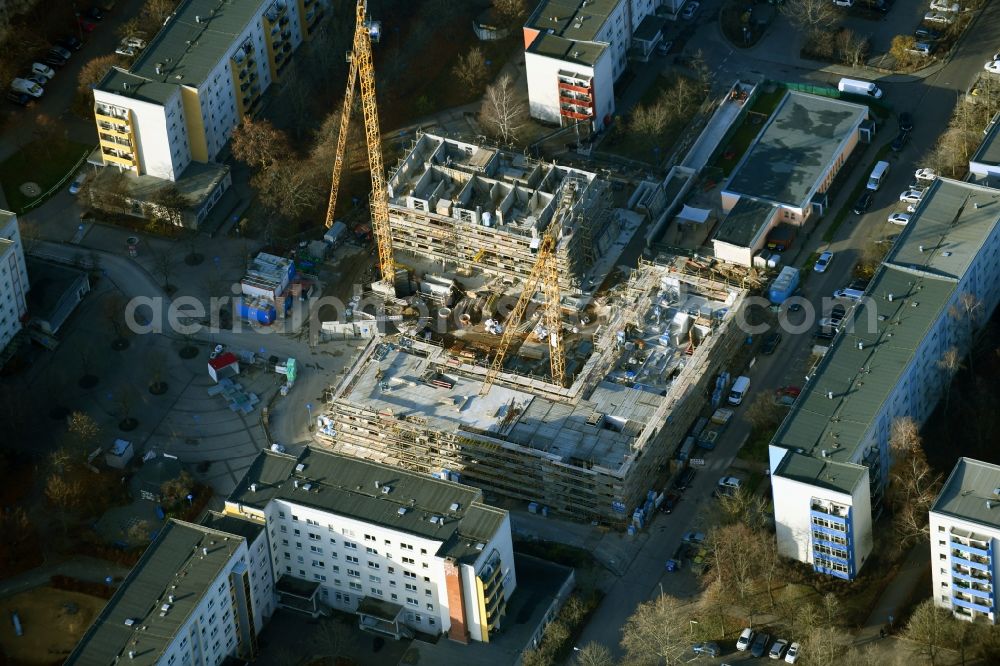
(0, 587, 106, 665)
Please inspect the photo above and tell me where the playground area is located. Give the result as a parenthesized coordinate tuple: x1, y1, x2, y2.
(0, 586, 107, 664)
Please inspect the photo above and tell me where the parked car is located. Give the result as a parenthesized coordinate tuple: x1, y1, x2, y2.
(85, 6, 104, 20)
(813, 250, 833, 273)
(124, 36, 147, 49)
(914, 27, 942, 40)
(908, 41, 935, 57)
(30, 62, 55, 79)
(986, 60, 1000, 74)
(737, 628, 755, 651)
(692, 642, 721, 657)
(750, 632, 771, 658)
(682, 530, 706, 545)
(79, 18, 98, 32)
(48, 45, 72, 62)
(5, 90, 32, 106)
(761, 331, 781, 355)
(57, 35, 83, 51)
(924, 11, 955, 23)
(898, 112, 913, 132)
(888, 212, 910, 226)
(770, 638, 790, 659)
(929, 0, 959, 10)
(785, 641, 801, 663)
(899, 189, 924, 204)
(715, 476, 742, 497)
(853, 191, 873, 214)
(681, 1, 700, 19)
(659, 491, 681, 514)
(10, 78, 42, 97)
(115, 43, 137, 57)
(69, 174, 86, 195)
(891, 130, 910, 152)
(39, 54, 67, 68)
(25, 74, 47, 87)
(914, 167, 937, 181)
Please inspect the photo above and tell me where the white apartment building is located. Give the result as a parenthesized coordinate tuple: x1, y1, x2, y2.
(0, 210, 28, 358)
(930, 458, 1000, 624)
(224, 447, 517, 644)
(770, 178, 1000, 580)
(93, 0, 325, 181)
(523, 0, 660, 132)
(67, 516, 275, 665)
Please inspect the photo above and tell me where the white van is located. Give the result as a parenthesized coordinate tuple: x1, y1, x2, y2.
(728, 376, 751, 406)
(867, 161, 890, 191)
(838, 77, 883, 99)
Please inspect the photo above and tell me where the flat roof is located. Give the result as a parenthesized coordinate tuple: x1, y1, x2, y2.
(228, 448, 508, 563)
(886, 177, 1000, 280)
(527, 33, 607, 67)
(933, 458, 1000, 531)
(773, 178, 1000, 492)
(67, 520, 245, 665)
(714, 198, 777, 248)
(525, 0, 619, 43)
(972, 113, 1000, 167)
(726, 91, 868, 208)
(98, 0, 263, 102)
(775, 452, 866, 496)
(633, 15, 666, 43)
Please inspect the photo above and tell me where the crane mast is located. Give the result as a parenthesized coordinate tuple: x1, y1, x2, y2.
(323, 0, 394, 287)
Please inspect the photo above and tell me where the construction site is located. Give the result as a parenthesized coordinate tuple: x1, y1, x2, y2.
(384, 133, 630, 301)
(314, 260, 748, 524)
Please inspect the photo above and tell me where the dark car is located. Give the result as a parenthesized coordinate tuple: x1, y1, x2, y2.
(761, 332, 781, 355)
(692, 642, 721, 657)
(85, 6, 104, 20)
(898, 112, 913, 132)
(852, 191, 874, 215)
(57, 35, 83, 51)
(674, 467, 696, 491)
(915, 27, 942, 40)
(40, 53, 67, 68)
(814, 326, 836, 341)
(659, 491, 681, 514)
(750, 632, 771, 658)
(891, 130, 910, 152)
(5, 90, 31, 107)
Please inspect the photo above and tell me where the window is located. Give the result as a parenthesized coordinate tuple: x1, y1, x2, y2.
(313, 574, 327, 582)
(295, 542, 302, 550)
(422, 563, 429, 569)
(296, 555, 304, 564)
(391, 593, 398, 600)
(384, 539, 392, 546)
(310, 546, 323, 554)
(332, 565, 340, 573)
(344, 541, 358, 550)
(404, 571, 416, 579)
(283, 553, 290, 560)
(369, 575, 381, 584)
(406, 597, 418, 607)
(387, 567, 395, 574)
(420, 548, 427, 555)
(350, 581, 362, 591)
(279, 511, 286, 519)
(426, 603, 434, 611)
(366, 547, 378, 555)
(424, 589, 432, 596)
(402, 557, 415, 565)
(346, 555, 359, 564)
(280, 526, 287, 533)
(348, 569, 360, 578)
(390, 580, 397, 587)
(334, 579, 342, 587)
(309, 532, 320, 541)
(293, 529, 301, 536)
(405, 583, 417, 591)
(423, 576, 430, 583)
(292, 515, 300, 522)
(429, 618, 436, 626)
(368, 562, 380, 570)
(365, 534, 376, 542)
(312, 560, 323, 568)
(401, 543, 414, 551)
(372, 587, 383, 596)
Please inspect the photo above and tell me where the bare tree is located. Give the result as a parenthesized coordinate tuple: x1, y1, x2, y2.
(781, 0, 837, 38)
(493, 0, 528, 27)
(66, 411, 102, 457)
(950, 292, 983, 373)
(937, 346, 963, 413)
(161, 471, 195, 505)
(903, 599, 953, 666)
(453, 46, 488, 93)
(574, 642, 613, 666)
(127, 519, 153, 543)
(837, 30, 869, 68)
(480, 73, 528, 145)
(886, 418, 941, 549)
(620, 593, 693, 665)
(715, 487, 770, 532)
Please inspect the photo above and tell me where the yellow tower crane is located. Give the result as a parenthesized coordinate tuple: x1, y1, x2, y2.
(324, 0, 394, 287)
(479, 180, 578, 396)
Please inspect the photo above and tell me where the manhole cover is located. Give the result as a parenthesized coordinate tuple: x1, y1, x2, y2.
(19, 182, 41, 197)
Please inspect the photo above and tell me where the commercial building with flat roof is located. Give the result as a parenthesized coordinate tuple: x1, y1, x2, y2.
(93, 0, 325, 181)
(67, 518, 274, 665)
(770, 177, 1000, 580)
(522, 0, 660, 132)
(930, 458, 1000, 624)
(715, 91, 870, 265)
(224, 447, 517, 644)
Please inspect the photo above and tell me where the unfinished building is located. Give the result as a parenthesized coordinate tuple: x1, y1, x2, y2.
(386, 133, 620, 296)
(315, 261, 747, 524)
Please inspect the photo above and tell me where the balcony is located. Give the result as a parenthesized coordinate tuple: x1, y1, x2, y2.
(952, 580, 993, 601)
(282, 42, 291, 53)
(952, 551, 991, 572)
(281, 29, 291, 40)
(952, 594, 993, 614)
(279, 15, 289, 26)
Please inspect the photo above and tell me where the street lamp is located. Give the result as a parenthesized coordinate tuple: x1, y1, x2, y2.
(306, 403, 313, 431)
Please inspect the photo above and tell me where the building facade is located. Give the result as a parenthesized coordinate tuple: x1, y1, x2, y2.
(67, 518, 275, 665)
(930, 458, 1000, 624)
(523, 0, 660, 132)
(0, 210, 28, 358)
(224, 448, 517, 644)
(93, 0, 325, 181)
(770, 178, 1000, 580)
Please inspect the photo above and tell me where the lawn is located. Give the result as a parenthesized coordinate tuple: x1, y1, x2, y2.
(0, 138, 91, 213)
(714, 116, 764, 176)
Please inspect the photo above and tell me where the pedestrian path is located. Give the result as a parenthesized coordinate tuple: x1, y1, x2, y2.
(856, 543, 930, 643)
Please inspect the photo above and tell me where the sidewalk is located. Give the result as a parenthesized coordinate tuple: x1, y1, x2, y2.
(855, 543, 930, 643)
(0, 555, 132, 600)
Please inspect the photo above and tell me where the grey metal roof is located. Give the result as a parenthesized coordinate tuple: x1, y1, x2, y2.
(885, 177, 1000, 280)
(527, 33, 607, 67)
(972, 114, 1000, 167)
(933, 458, 1000, 530)
(772, 265, 956, 476)
(726, 91, 868, 208)
(774, 452, 867, 496)
(714, 198, 777, 248)
(228, 448, 508, 563)
(526, 0, 619, 42)
(200, 511, 264, 543)
(98, 0, 262, 102)
(66, 520, 246, 666)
